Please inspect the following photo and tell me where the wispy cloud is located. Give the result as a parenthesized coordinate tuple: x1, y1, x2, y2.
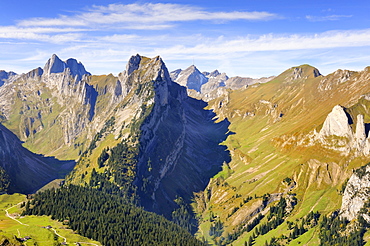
(306, 14, 352, 22)
(0, 26, 83, 43)
(18, 3, 278, 29)
(150, 29, 370, 57)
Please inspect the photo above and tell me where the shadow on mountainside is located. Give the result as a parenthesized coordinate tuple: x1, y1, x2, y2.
(135, 81, 231, 222)
(0, 123, 75, 194)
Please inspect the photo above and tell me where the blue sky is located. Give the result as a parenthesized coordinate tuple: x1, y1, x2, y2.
(1, 0, 370, 78)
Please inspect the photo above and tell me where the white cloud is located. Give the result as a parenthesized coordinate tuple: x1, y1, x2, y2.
(0, 27, 83, 43)
(306, 15, 352, 22)
(18, 3, 278, 29)
(149, 29, 370, 57)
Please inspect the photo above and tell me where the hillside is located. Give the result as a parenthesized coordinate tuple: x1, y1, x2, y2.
(0, 123, 74, 193)
(194, 64, 370, 245)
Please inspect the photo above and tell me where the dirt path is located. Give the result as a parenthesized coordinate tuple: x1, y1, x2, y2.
(5, 202, 29, 226)
(51, 228, 67, 244)
(4, 203, 100, 246)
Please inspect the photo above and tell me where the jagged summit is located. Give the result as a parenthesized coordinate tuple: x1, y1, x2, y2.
(0, 70, 16, 86)
(125, 54, 142, 76)
(171, 64, 208, 92)
(208, 70, 221, 78)
(43, 54, 91, 79)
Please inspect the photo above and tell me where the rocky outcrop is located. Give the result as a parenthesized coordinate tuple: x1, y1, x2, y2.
(284, 65, 321, 82)
(224, 76, 275, 90)
(319, 105, 353, 138)
(341, 164, 370, 222)
(316, 103, 370, 155)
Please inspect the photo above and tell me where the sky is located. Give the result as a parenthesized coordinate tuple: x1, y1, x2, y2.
(0, 0, 370, 78)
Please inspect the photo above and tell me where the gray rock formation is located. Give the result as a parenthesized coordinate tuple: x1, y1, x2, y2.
(171, 66, 275, 101)
(319, 105, 353, 138)
(44, 54, 90, 80)
(341, 164, 370, 222)
(225, 76, 275, 90)
(170, 65, 208, 92)
(0, 70, 16, 87)
(201, 70, 228, 94)
(316, 102, 370, 156)
(112, 56, 232, 218)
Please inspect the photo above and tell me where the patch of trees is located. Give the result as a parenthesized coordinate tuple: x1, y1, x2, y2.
(0, 166, 10, 192)
(172, 196, 197, 234)
(244, 197, 289, 246)
(22, 185, 204, 246)
(319, 212, 366, 246)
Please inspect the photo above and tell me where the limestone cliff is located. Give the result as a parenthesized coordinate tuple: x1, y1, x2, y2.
(341, 163, 370, 222)
(316, 100, 370, 155)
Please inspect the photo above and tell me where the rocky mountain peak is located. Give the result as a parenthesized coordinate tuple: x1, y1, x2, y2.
(43, 54, 90, 79)
(0, 70, 17, 86)
(125, 54, 142, 76)
(208, 69, 221, 78)
(25, 67, 43, 78)
(43, 54, 65, 74)
(172, 64, 208, 92)
(281, 64, 322, 82)
(169, 68, 182, 81)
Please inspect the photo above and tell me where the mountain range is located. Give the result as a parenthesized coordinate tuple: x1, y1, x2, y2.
(1, 55, 370, 245)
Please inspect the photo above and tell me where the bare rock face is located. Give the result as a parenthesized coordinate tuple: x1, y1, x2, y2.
(44, 54, 90, 80)
(341, 164, 370, 222)
(319, 105, 353, 138)
(315, 102, 370, 155)
(0, 70, 16, 87)
(171, 65, 208, 92)
(201, 70, 228, 94)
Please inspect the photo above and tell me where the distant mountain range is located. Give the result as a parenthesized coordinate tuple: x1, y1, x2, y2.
(170, 65, 275, 101)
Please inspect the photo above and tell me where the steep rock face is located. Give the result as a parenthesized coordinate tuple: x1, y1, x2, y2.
(0, 123, 74, 193)
(0, 70, 16, 87)
(129, 59, 231, 217)
(43, 54, 90, 79)
(171, 65, 208, 92)
(341, 164, 370, 222)
(0, 55, 105, 157)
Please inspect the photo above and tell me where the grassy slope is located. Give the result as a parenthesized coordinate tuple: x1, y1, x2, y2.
(0, 194, 101, 246)
(197, 65, 370, 245)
